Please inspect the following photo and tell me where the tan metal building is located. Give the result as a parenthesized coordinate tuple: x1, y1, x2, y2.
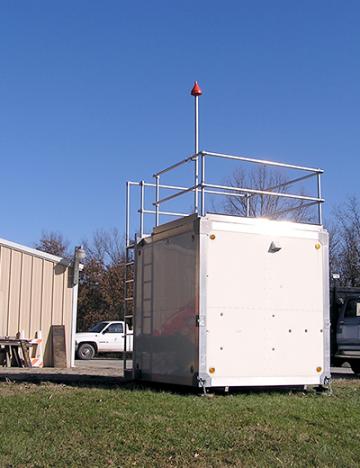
(0, 237, 79, 367)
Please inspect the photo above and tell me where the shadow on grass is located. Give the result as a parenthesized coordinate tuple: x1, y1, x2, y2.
(0, 371, 200, 394)
(0, 369, 332, 397)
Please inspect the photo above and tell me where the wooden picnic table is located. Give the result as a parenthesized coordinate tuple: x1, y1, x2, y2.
(0, 338, 32, 368)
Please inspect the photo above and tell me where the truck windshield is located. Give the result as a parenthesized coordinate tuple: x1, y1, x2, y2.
(88, 322, 108, 333)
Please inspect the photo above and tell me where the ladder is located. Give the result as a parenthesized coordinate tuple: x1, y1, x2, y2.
(123, 240, 135, 378)
(122, 178, 186, 379)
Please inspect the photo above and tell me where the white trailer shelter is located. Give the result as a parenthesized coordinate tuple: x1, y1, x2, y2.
(134, 213, 329, 388)
(123, 83, 330, 390)
(124, 149, 330, 390)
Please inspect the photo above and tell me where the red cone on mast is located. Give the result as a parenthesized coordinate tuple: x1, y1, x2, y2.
(191, 81, 202, 96)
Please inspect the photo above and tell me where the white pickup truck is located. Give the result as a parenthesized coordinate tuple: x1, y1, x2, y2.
(75, 321, 133, 360)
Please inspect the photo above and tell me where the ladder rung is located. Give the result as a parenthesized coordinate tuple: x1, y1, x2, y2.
(125, 297, 134, 301)
(124, 315, 133, 319)
(127, 244, 135, 249)
(125, 279, 134, 283)
(126, 262, 134, 266)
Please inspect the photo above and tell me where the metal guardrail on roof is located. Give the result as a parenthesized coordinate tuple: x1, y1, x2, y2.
(125, 149, 324, 248)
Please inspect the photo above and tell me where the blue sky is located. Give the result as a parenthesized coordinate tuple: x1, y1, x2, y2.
(1, 1, 359, 247)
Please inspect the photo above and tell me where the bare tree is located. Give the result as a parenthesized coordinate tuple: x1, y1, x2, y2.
(34, 229, 127, 332)
(223, 166, 314, 223)
(35, 231, 70, 258)
(331, 196, 360, 286)
(84, 228, 124, 265)
(77, 228, 126, 331)
(326, 219, 341, 280)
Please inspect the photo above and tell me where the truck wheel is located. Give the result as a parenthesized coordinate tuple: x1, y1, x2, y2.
(77, 343, 96, 360)
(350, 361, 360, 375)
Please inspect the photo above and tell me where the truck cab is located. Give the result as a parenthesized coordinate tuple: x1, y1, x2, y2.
(331, 287, 360, 374)
(75, 320, 133, 360)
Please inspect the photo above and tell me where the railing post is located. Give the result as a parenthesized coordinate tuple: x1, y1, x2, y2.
(194, 155, 199, 213)
(201, 152, 206, 216)
(126, 181, 130, 247)
(155, 175, 160, 226)
(246, 194, 250, 217)
(317, 173, 323, 225)
(140, 180, 145, 237)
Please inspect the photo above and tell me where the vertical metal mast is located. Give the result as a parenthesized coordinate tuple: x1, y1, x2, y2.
(191, 81, 202, 154)
(191, 81, 202, 213)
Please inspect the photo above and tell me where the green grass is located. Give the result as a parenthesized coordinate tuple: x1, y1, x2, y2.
(0, 380, 360, 467)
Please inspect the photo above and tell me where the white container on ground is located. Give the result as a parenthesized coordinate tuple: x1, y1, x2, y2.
(134, 213, 330, 389)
